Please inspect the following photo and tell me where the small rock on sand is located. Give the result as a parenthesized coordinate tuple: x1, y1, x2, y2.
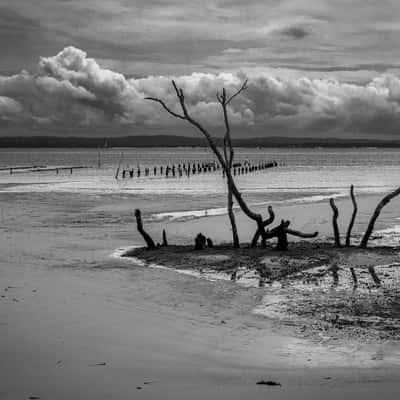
(256, 380, 281, 386)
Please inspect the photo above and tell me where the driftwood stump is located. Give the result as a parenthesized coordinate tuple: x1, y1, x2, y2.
(162, 229, 168, 246)
(263, 220, 318, 251)
(360, 186, 400, 248)
(194, 233, 207, 250)
(251, 206, 275, 248)
(345, 185, 358, 247)
(329, 198, 341, 247)
(135, 209, 156, 250)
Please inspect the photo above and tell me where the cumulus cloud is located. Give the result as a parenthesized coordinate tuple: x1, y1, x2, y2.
(0, 96, 23, 120)
(2, 46, 400, 137)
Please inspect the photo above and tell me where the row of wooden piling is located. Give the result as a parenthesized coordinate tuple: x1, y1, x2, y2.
(117, 160, 281, 179)
(4, 166, 91, 174)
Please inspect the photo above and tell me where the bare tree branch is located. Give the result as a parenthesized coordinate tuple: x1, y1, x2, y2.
(145, 97, 186, 120)
(360, 186, 400, 248)
(285, 229, 319, 238)
(226, 80, 248, 105)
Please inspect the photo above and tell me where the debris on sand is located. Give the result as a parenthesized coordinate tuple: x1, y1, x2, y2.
(256, 380, 282, 386)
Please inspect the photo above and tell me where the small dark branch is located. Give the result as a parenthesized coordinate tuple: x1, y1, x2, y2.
(368, 266, 381, 287)
(329, 198, 341, 247)
(226, 80, 248, 104)
(345, 185, 358, 247)
(144, 97, 186, 120)
(284, 229, 318, 238)
(135, 209, 156, 250)
(162, 229, 168, 247)
(360, 186, 400, 248)
(263, 206, 275, 226)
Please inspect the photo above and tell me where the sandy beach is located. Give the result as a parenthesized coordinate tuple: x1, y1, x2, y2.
(1, 185, 400, 399)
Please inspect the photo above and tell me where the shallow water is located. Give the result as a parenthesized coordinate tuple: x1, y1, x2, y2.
(1, 147, 400, 207)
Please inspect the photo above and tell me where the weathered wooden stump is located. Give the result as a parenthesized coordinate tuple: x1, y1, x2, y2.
(194, 233, 206, 250)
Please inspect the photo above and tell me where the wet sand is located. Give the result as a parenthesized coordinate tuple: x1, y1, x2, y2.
(1, 191, 400, 399)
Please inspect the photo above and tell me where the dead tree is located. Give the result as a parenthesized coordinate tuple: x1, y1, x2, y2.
(251, 206, 275, 248)
(263, 220, 318, 251)
(345, 185, 357, 247)
(329, 198, 341, 247)
(217, 87, 240, 248)
(360, 186, 400, 248)
(146, 80, 274, 245)
(135, 209, 156, 250)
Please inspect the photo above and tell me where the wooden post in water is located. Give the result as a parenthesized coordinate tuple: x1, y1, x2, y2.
(115, 152, 124, 179)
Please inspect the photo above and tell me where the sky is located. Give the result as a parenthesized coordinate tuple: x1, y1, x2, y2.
(1, 0, 400, 138)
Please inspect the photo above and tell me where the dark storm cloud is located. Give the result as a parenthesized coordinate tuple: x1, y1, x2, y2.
(3, 0, 400, 78)
(1, 46, 400, 137)
(2, 1, 400, 137)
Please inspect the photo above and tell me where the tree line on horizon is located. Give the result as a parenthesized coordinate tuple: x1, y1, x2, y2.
(0, 136, 399, 148)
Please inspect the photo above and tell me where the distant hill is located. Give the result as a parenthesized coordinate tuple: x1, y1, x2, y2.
(0, 135, 399, 148)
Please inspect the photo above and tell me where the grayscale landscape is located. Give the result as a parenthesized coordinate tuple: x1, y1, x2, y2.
(1, 2, 400, 399)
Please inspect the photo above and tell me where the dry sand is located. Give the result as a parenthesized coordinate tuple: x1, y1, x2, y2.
(1, 191, 400, 399)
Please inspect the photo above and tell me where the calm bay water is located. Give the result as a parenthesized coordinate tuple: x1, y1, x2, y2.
(1, 147, 400, 243)
(1, 148, 399, 200)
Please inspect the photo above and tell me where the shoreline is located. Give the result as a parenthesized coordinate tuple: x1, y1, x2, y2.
(1, 185, 400, 398)
(123, 242, 400, 343)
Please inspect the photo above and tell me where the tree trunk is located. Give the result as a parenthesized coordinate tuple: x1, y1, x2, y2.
(360, 186, 400, 248)
(227, 184, 240, 248)
(329, 198, 341, 247)
(135, 209, 156, 250)
(146, 80, 272, 244)
(345, 185, 357, 247)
